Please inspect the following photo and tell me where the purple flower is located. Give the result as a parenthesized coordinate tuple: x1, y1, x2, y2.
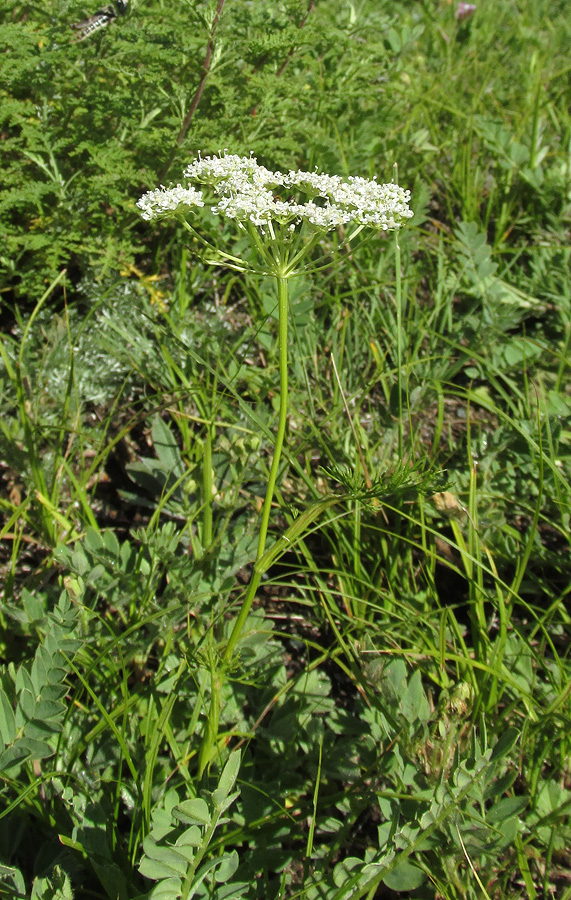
(456, 2, 476, 21)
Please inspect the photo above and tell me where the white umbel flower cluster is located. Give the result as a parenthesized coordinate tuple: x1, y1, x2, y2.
(184, 154, 284, 191)
(137, 184, 205, 221)
(138, 153, 413, 231)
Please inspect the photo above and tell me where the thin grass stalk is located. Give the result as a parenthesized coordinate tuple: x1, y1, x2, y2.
(178, 245, 190, 316)
(555, 319, 571, 395)
(304, 732, 323, 872)
(466, 457, 488, 670)
(202, 423, 214, 552)
(352, 498, 363, 619)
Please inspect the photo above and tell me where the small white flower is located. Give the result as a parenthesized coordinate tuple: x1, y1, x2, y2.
(212, 185, 298, 227)
(284, 169, 343, 198)
(296, 201, 352, 229)
(184, 153, 284, 191)
(137, 184, 204, 220)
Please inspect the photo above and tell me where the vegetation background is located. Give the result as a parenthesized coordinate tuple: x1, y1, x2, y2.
(1, 0, 570, 898)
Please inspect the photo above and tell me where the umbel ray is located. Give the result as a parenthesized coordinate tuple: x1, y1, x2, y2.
(71, 0, 127, 41)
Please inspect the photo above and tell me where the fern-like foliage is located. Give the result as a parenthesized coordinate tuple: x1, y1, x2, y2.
(321, 461, 448, 505)
(0, 591, 81, 773)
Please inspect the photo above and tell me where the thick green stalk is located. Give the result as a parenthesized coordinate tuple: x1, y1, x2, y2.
(223, 274, 290, 663)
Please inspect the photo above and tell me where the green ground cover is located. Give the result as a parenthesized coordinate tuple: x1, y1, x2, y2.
(1, 0, 570, 897)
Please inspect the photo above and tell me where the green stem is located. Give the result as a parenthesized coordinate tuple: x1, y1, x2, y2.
(223, 274, 289, 663)
(395, 231, 404, 460)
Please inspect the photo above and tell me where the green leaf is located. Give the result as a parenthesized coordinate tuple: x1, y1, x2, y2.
(142, 836, 193, 874)
(212, 750, 242, 806)
(382, 859, 426, 891)
(34, 698, 66, 721)
(192, 855, 238, 894)
(213, 851, 239, 884)
(84, 527, 104, 554)
(18, 736, 54, 759)
(212, 883, 250, 900)
(387, 27, 401, 52)
(102, 528, 121, 556)
(15, 665, 35, 698)
(333, 857, 362, 886)
(17, 688, 37, 721)
(487, 795, 528, 824)
(0, 690, 17, 745)
(30, 653, 48, 695)
(147, 877, 182, 900)
(152, 416, 184, 475)
(174, 825, 202, 848)
(491, 727, 519, 760)
(22, 588, 46, 623)
(172, 797, 211, 826)
(24, 719, 61, 740)
(401, 669, 429, 724)
(214, 790, 241, 816)
(0, 744, 30, 771)
(139, 854, 185, 881)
